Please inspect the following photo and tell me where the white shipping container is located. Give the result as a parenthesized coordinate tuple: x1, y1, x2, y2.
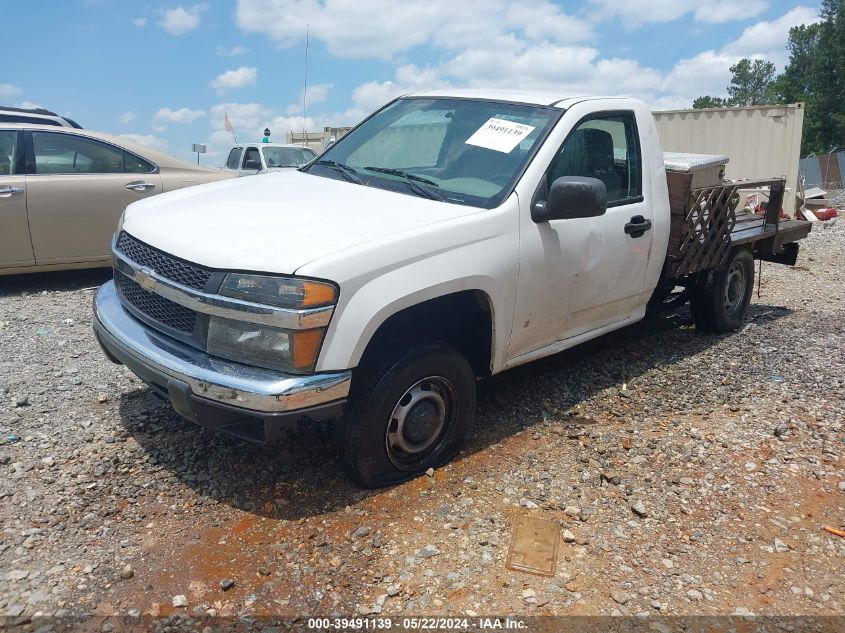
(653, 103, 805, 212)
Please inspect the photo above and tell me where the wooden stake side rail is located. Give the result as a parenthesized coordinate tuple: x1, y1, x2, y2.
(663, 174, 808, 279)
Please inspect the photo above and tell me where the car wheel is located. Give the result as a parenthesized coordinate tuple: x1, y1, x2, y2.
(691, 247, 755, 333)
(340, 341, 475, 488)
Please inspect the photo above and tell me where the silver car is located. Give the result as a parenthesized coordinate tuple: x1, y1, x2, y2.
(0, 124, 235, 275)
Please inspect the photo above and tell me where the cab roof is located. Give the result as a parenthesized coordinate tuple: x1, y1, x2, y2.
(238, 142, 316, 149)
(404, 88, 628, 109)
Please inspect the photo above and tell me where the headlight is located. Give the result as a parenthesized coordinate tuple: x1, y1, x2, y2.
(207, 316, 325, 374)
(219, 274, 337, 309)
(115, 210, 125, 236)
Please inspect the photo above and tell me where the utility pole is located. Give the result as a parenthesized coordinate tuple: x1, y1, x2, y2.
(302, 24, 309, 145)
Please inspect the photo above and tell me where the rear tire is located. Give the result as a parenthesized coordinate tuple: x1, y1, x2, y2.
(340, 342, 475, 488)
(690, 247, 755, 333)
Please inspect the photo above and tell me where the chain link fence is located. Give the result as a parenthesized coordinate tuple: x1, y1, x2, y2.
(799, 149, 844, 190)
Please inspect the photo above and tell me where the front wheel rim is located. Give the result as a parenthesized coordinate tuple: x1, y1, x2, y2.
(723, 259, 747, 315)
(385, 376, 456, 470)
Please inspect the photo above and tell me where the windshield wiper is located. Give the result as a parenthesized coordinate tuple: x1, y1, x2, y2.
(312, 159, 362, 184)
(363, 166, 443, 201)
(364, 166, 440, 186)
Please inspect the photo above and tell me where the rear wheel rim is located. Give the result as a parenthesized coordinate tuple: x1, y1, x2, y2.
(385, 376, 456, 470)
(723, 259, 747, 315)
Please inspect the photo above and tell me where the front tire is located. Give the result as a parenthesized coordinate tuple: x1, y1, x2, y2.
(340, 342, 475, 488)
(690, 247, 755, 333)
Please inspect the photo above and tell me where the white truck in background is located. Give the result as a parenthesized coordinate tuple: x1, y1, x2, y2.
(94, 90, 811, 487)
(223, 142, 317, 176)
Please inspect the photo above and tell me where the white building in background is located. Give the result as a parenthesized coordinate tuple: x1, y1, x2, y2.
(287, 126, 354, 152)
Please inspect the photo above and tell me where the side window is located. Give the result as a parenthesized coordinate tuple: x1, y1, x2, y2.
(226, 147, 242, 170)
(242, 147, 260, 168)
(124, 151, 154, 173)
(0, 131, 17, 176)
(547, 113, 641, 204)
(32, 132, 124, 174)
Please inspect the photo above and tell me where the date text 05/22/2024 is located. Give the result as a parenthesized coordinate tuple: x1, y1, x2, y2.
(306, 617, 527, 630)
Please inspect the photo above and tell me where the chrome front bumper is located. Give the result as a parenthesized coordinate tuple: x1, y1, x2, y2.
(93, 280, 350, 432)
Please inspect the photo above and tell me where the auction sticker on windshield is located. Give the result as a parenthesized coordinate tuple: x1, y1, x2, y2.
(465, 117, 536, 153)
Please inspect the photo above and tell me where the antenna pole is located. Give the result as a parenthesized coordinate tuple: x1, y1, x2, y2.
(302, 24, 309, 145)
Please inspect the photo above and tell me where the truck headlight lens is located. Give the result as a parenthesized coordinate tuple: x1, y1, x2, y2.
(219, 274, 337, 309)
(207, 317, 325, 374)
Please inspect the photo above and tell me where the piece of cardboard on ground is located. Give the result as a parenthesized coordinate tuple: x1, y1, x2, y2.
(505, 516, 561, 577)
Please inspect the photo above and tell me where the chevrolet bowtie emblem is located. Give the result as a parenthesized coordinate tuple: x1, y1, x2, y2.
(135, 267, 157, 291)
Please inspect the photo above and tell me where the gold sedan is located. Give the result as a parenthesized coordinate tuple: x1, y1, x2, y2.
(0, 123, 235, 275)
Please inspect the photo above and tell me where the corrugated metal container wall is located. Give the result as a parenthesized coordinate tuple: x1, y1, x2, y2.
(653, 103, 804, 211)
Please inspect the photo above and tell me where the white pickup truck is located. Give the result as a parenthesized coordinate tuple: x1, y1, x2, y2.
(94, 90, 811, 487)
(223, 142, 317, 176)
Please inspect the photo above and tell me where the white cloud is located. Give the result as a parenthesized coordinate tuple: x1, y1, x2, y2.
(209, 102, 271, 132)
(236, 0, 592, 59)
(0, 83, 23, 97)
(210, 66, 258, 95)
(588, 0, 769, 29)
(341, 4, 820, 116)
(694, 1, 769, 24)
(653, 6, 819, 107)
(153, 107, 206, 125)
(347, 42, 663, 114)
(15, 100, 44, 110)
(119, 111, 136, 124)
(588, 1, 699, 28)
(118, 133, 168, 151)
(204, 102, 322, 157)
(305, 83, 333, 106)
(216, 44, 249, 56)
(288, 82, 334, 114)
(132, 17, 147, 27)
(659, 50, 739, 104)
(157, 3, 208, 36)
(722, 6, 820, 66)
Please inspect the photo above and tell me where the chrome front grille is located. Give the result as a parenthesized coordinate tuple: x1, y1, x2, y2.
(115, 231, 212, 291)
(115, 273, 197, 334)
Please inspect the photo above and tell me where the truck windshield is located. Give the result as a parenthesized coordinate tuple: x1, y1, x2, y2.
(263, 146, 317, 168)
(304, 97, 561, 208)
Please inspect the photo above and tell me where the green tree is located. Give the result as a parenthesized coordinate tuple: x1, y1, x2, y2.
(776, 0, 845, 154)
(693, 58, 777, 109)
(692, 96, 728, 109)
(812, 0, 845, 154)
(726, 58, 777, 106)
(772, 23, 821, 103)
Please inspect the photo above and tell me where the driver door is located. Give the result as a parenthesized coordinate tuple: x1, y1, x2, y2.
(508, 110, 654, 361)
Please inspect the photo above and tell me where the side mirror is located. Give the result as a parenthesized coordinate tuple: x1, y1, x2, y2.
(532, 176, 608, 223)
(324, 136, 337, 150)
(244, 159, 261, 170)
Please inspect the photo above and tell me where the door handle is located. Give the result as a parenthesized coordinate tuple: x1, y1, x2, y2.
(0, 186, 24, 196)
(624, 215, 652, 238)
(125, 181, 156, 192)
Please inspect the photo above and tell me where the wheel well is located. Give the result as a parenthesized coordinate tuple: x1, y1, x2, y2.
(359, 290, 494, 378)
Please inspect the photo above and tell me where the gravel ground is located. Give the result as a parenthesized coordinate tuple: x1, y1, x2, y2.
(1, 217, 843, 627)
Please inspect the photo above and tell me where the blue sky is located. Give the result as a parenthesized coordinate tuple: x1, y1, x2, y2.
(3, 0, 820, 163)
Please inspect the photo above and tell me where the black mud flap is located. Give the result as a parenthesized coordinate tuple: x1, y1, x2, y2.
(758, 241, 800, 266)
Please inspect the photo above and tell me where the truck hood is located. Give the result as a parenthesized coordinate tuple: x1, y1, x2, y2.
(122, 170, 479, 274)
